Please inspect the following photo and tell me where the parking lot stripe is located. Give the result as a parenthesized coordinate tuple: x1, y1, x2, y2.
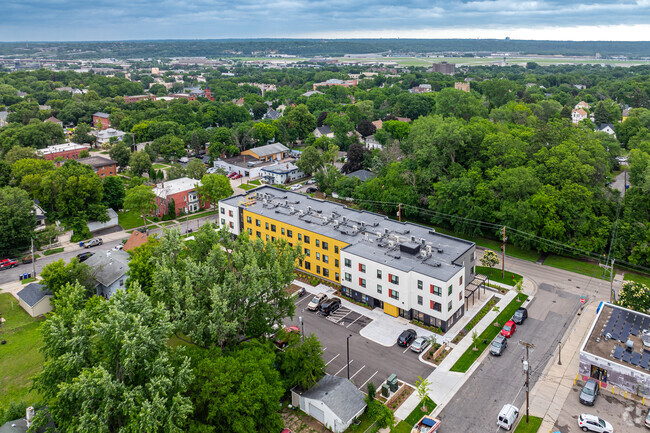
(360, 371, 378, 390)
(325, 353, 340, 366)
(346, 314, 362, 328)
(335, 359, 353, 376)
(350, 365, 365, 380)
(403, 346, 411, 354)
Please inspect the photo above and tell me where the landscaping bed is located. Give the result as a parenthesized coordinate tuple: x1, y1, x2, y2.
(410, 319, 443, 335)
(452, 296, 497, 344)
(476, 266, 522, 285)
(43, 247, 64, 256)
(386, 382, 414, 411)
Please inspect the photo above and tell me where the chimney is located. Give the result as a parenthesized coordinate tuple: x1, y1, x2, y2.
(26, 406, 34, 428)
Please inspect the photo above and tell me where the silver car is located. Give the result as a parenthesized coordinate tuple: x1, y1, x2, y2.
(307, 293, 328, 311)
(410, 336, 431, 353)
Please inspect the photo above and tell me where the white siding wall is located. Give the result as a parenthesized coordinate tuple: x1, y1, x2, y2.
(218, 202, 240, 235)
(301, 397, 341, 433)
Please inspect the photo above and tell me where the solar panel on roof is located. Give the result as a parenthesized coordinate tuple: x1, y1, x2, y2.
(613, 346, 624, 360)
(631, 352, 641, 366)
(623, 350, 632, 363)
(641, 352, 650, 369)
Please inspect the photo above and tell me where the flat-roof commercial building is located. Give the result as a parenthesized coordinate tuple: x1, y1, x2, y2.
(219, 186, 476, 331)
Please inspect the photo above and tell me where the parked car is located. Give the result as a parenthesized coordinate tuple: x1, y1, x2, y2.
(306, 186, 318, 193)
(113, 244, 123, 251)
(76, 252, 94, 262)
(179, 156, 189, 163)
(306, 178, 316, 185)
(497, 404, 519, 431)
(307, 293, 328, 311)
(500, 320, 517, 338)
(512, 307, 528, 325)
(578, 414, 613, 433)
(579, 378, 600, 406)
(232, 173, 243, 179)
(22, 255, 35, 264)
(645, 407, 650, 428)
(290, 184, 302, 191)
(84, 238, 103, 248)
(227, 172, 237, 178)
(397, 329, 417, 347)
(0, 258, 18, 270)
(410, 336, 431, 353)
(490, 334, 508, 356)
(319, 297, 341, 316)
(274, 326, 300, 349)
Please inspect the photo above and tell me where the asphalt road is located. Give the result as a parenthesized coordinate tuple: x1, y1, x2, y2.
(287, 294, 434, 393)
(438, 284, 582, 433)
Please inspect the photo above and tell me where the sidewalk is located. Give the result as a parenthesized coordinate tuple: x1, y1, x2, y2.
(530, 302, 598, 432)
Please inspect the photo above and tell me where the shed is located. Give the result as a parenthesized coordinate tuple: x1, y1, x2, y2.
(16, 283, 53, 317)
(292, 375, 366, 433)
(87, 208, 119, 233)
(347, 170, 376, 182)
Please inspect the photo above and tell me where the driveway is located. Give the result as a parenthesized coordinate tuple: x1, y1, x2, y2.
(610, 169, 629, 195)
(437, 284, 582, 433)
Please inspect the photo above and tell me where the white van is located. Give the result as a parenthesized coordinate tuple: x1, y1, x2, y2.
(497, 404, 519, 430)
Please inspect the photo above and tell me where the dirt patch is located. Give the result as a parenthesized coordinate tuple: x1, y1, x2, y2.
(282, 407, 334, 433)
(286, 283, 302, 295)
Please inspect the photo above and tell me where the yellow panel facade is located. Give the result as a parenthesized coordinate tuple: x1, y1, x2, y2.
(242, 209, 348, 284)
(383, 302, 399, 317)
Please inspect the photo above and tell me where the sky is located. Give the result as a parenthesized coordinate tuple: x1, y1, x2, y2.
(1, 0, 649, 42)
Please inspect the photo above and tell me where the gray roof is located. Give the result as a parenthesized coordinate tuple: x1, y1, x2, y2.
(316, 125, 332, 135)
(263, 109, 282, 120)
(93, 112, 110, 118)
(221, 186, 474, 282)
(84, 250, 129, 288)
(77, 156, 117, 168)
(261, 162, 299, 174)
(16, 283, 52, 308)
(347, 169, 375, 182)
(247, 142, 289, 158)
(301, 375, 366, 423)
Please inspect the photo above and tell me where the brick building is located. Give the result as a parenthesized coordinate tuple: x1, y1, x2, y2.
(152, 177, 208, 217)
(39, 142, 90, 161)
(77, 156, 118, 178)
(92, 112, 110, 130)
(123, 94, 156, 104)
(454, 82, 471, 92)
(429, 62, 456, 75)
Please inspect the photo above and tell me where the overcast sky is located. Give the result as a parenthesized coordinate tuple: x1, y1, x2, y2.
(1, 0, 649, 41)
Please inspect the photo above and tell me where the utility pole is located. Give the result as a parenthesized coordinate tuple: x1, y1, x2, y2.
(347, 334, 352, 380)
(519, 340, 535, 423)
(600, 258, 616, 303)
(398, 203, 402, 222)
(31, 237, 36, 278)
(558, 341, 562, 365)
(502, 226, 506, 279)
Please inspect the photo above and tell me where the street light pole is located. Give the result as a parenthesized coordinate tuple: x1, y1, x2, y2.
(299, 316, 304, 342)
(347, 334, 352, 380)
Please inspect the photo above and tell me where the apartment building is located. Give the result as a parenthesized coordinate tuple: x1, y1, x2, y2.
(218, 186, 476, 331)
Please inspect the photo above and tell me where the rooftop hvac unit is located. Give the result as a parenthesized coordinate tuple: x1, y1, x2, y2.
(642, 330, 650, 348)
(437, 248, 444, 253)
(626, 339, 634, 351)
(353, 225, 358, 231)
(426, 245, 432, 254)
(290, 206, 294, 212)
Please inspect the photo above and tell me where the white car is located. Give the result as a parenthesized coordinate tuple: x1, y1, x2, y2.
(409, 336, 431, 353)
(290, 184, 302, 191)
(306, 179, 316, 185)
(112, 244, 123, 251)
(578, 414, 613, 433)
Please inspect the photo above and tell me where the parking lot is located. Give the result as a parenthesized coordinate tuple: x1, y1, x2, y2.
(288, 293, 434, 392)
(553, 382, 648, 432)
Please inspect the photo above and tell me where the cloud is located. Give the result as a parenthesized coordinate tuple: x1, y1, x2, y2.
(0, 0, 648, 41)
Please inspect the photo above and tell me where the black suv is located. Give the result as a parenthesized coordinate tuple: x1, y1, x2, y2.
(319, 297, 341, 316)
(77, 252, 94, 262)
(512, 307, 528, 325)
(397, 329, 417, 347)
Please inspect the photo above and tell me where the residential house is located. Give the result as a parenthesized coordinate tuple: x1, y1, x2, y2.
(371, 120, 383, 130)
(302, 90, 324, 97)
(238, 82, 277, 96)
(39, 142, 90, 161)
(77, 155, 117, 177)
(622, 107, 631, 122)
(44, 116, 63, 126)
(262, 109, 282, 121)
(454, 82, 470, 92)
(0, 111, 7, 128)
(16, 283, 53, 317)
(363, 135, 382, 150)
(241, 142, 289, 162)
(92, 112, 110, 130)
(123, 94, 156, 103)
(260, 162, 304, 185)
(598, 124, 616, 136)
(56, 86, 85, 95)
(575, 101, 591, 110)
(312, 79, 357, 91)
(346, 169, 376, 182)
(87, 208, 119, 233)
(84, 250, 130, 299)
(313, 125, 335, 139)
(93, 128, 126, 145)
(123, 230, 149, 252)
(33, 199, 46, 231)
(234, 97, 245, 106)
(409, 84, 432, 94)
(291, 375, 366, 433)
(152, 177, 206, 217)
(572, 108, 588, 124)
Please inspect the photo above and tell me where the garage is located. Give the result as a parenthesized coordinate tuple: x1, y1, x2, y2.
(308, 404, 325, 424)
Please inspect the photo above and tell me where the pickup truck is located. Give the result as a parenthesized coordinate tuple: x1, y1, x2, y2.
(412, 415, 441, 433)
(0, 258, 19, 270)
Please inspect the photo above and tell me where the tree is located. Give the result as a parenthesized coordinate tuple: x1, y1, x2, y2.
(295, 146, 323, 176)
(471, 330, 480, 351)
(40, 258, 95, 298)
(187, 130, 205, 156)
(197, 174, 233, 208)
(4, 145, 38, 164)
(186, 158, 207, 180)
(78, 149, 90, 159)
(285, 104, 316, 140)
(166, 163, 186, 181)
(366, 382, 376, 402)
(356, 118, 376, 137)
(187, 342, 285, 433)
(70, 123, 95, 147)
(341, 141, 368, 174)
(0, 186, 37, 256)
(123, 185, 157, 229)
(593, 101, 610, 126)
(617, 281, 650, 313)
(102, 176, 125, 211)
(383, 120, 410, 141)
(414, 375, 432, 412)
(514, 279, 524, 302)
(109, 141, 131, 171)
(33, 283, 193, 432)
(480, 250, 500, 276)
(278, 334, 325, 389)
(125, 238, 160, 294)
(129, 150, 152, 177)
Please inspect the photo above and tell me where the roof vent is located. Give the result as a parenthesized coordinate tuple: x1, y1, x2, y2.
(437, 248, 444, 253)
(626, 339, 634, 351)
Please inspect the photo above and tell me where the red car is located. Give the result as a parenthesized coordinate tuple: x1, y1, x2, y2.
(501, 320, 516, 338)
(0, 258, 18, 270)
(232, 173, 243, 179)
(274, 326, 300, 348)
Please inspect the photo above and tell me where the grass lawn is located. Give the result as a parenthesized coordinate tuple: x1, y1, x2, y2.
(390, 397, 437, 433)
(43, 247, 64, 256)
(476, 266, 522, 285)
(182, 209, 219, 221)
(20, 278, 36, 285)
(152, 164, 169, 169)
(239, 183, 258, 191)
(514, 416, 543, 433)
(543, 255, 609, 280)
(249, 179, 261, 185)
(118, 209, 145, 230)
(390, 421, 412, 433)
(624, 272, 650, 286)
(450, 294, 529, 373)
(0, 293, 44, 412)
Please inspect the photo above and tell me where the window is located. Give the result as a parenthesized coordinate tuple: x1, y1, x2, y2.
(359, 263, 366, 273)
(256, 219, 261, 227)
(417, 295, 423, 305)
(418, 280, 423, 290)
(335, 272, 339, 281)
(287, 230, 293, 238)
(265, 234, 269, 241)
(389, 274, 399, 284)
(271, 236, 276, 241)
(256, 231, 261, 238)
(431, 285, 442, 296)
(281, 227, 285, 235)
(304, 248, 310, 256)
(471, 266, 475, 274)
(305, 261, 311, 270)
(335, 259, 339, 268)
(359, 278, 366, 288)
(430, 301, 441, 312)
(323, 241, 328, 250)
(271, 224, 276, 232)
(221, 218, 225, 225)
(120, 279, 124, 287)
(229, 210, 233, 217)
(248, 228, 252, 235)
(323, 269, 330, 277)
(335, 246, 339, 254)
(377, 269, 382, 279)
(459, 292, 462, 301)
(316, 265, 320, 274)
(220, 207, 225, 214)
(298, 233, 302, 241)
(316, 252, 321, 260)
(304, 235, 310, 244)
(246, 216, 252, 223)
(459, 276, 463, 285)
(323, 255, 329, 264)
(265, 222, 269, 229)
(471, 252, 475, 261)
(377, 284, 382, 294)
(344, 272, 352, 282)
(448, 285, 453, 296)
(448, 301, 453, 312)
(344, 258, 351, 267)
(315, 239, 320, 247)
(389, 289, 399, 300)
(229, 222, 234, 229)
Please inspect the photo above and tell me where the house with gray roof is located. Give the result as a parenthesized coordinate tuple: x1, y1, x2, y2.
(313, 125, 334, 138)
(84, 250, 129, 299)
(291, 375, 366, 433)
(16, 283, 53, 317)
(347, 169, 376, 182)
(261, 161, 304, 185)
